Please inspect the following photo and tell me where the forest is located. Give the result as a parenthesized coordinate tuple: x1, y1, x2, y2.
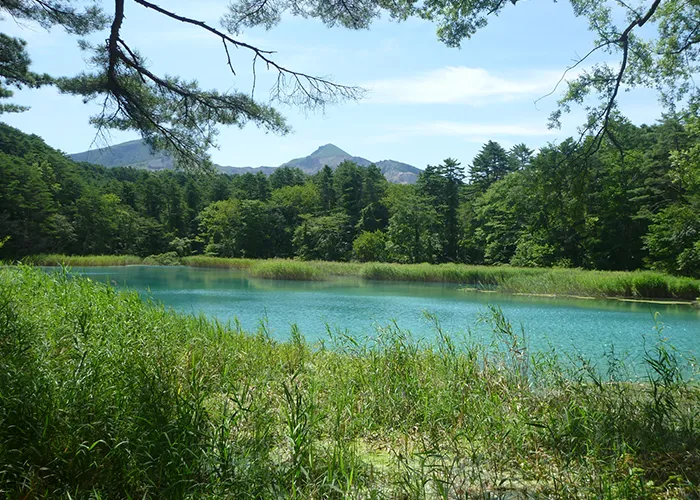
(1, 112, 699, 277)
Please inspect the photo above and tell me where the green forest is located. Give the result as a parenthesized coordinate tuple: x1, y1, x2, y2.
(2, 113, 699, 277)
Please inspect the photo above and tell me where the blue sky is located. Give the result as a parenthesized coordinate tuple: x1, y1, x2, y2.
(1, 0, 664, 169)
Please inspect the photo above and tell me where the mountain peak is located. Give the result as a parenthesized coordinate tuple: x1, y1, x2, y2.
(69, 139, 421, 183)
(308, 144, 349, 158)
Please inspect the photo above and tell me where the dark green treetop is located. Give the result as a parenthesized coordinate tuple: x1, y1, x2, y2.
(469, 141, 512, 193)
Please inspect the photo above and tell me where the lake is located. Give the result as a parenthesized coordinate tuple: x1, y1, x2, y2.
(66, 265, 699, 367)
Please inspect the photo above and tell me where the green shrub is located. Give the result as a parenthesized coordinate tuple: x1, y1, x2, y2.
(143, 251, 182, 266)
(353, 230, 387, 262)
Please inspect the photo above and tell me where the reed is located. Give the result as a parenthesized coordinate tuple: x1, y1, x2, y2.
(182, 255, 257, 269)
(18, 254, 700, 300)
(22, 253, 144, 266)
(1, 265, 698, 498)
(498, 268, 700, 299)
(248, 259, 325, 280)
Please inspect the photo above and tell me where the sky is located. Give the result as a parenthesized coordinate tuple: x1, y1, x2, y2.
(1, 0, 666, 169)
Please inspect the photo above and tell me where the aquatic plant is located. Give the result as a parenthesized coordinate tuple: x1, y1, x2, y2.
(22, 254, 145, 266)
(19, 254, 700, 300)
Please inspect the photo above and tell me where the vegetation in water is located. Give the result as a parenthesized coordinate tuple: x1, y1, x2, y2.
(1, 265, 698, 498)
(23, 254, 145, 267)
(21, 254, 700, 300)
(247, 260, 326, 281)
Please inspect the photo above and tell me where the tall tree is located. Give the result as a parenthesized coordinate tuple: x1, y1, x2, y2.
(315, 165, 336, 213)
(417, 157, 464, 261)
(358, 164, 389, 232)
(333, 161, 364, 226)
(269, 166, 306, 190)
(385, 186, 443, 264)
(645, 113, 700, 276)
(293, 213, 353, 261)
(469, 141, 511, 193)
(508, 144, 534, 171)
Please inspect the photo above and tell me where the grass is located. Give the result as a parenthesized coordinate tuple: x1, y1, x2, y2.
(1, 265, 699, 498)
(248, 260, 326, 280)
(21, 254, 700, 300)
(497, 267, 700, 299)
(23, 254, 145, 266)
(182, 255, 257, 269)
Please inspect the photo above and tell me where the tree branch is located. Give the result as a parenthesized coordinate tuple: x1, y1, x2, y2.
(107, 0, 125, 91)
(131, 0, 362, 108)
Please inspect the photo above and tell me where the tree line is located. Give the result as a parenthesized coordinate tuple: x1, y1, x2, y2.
(1, 115, 698, 277)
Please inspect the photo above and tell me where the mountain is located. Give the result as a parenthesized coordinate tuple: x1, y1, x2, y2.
(70, 139, 175, 170)
(282, 144, 372, 171)
(217, 165, 277, 176)
(69, 141, 421, 184)
(375, 160, 423, 185)
(278, 144, 421, 183)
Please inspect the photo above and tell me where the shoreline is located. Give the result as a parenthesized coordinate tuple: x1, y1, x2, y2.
(508, 290, 696, 306)
(17, 254, 700, 304)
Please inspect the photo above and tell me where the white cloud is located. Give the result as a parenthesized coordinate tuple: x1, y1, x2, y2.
(395, 121, 556, 139)
(364, 66, 563, 105)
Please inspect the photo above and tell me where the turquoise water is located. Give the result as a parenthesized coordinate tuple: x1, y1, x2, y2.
(68, 266, 699, 365)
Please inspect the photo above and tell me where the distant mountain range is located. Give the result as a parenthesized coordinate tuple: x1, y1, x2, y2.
(70, 141, 421, 184)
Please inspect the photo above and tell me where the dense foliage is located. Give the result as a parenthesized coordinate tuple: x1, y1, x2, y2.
(1, 117, 699, 276)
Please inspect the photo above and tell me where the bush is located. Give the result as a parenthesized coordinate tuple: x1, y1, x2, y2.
(142, 251, 182, 266)
(510, 233, 556, 268)
(645, 204, 700, 277)
(353, 230, 387, 262)
(293, 213, 353, 261)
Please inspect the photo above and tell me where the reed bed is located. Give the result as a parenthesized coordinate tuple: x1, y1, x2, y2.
(498, 268, 700, 299)
(182, 255, 257, 269)
(248, 260, 326, 280)
(1, 265, 699, 498)
(18, 254, 700, 299)
(22, 254, 144, 266)
(359, 262, 541, 284)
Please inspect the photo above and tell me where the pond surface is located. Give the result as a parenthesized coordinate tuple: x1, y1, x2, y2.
(68, 266, 699, 366)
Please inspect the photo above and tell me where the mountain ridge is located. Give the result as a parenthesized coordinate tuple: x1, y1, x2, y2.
(69, 140, 421, 184)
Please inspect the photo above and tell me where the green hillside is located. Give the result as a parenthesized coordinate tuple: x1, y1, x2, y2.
(70, 139, 175, 170)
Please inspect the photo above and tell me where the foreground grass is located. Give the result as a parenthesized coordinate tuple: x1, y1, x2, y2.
(23, 254, 700, 299)
(1, 265, 699, 498)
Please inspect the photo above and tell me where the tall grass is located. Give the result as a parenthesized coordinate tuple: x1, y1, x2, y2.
(248, 260, 325, 280)
(182, 255, 257, 269)
(22, 254, 144, 266)
(1, 265, 699, 498)
(20, 254, 700, 299)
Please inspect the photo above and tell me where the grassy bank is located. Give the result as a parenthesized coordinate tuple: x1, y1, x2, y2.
(23, 253, 145, 267)
(1, 265, 698, 498)
(21, 254, 700, 300)
(182, 255, 257, 269)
